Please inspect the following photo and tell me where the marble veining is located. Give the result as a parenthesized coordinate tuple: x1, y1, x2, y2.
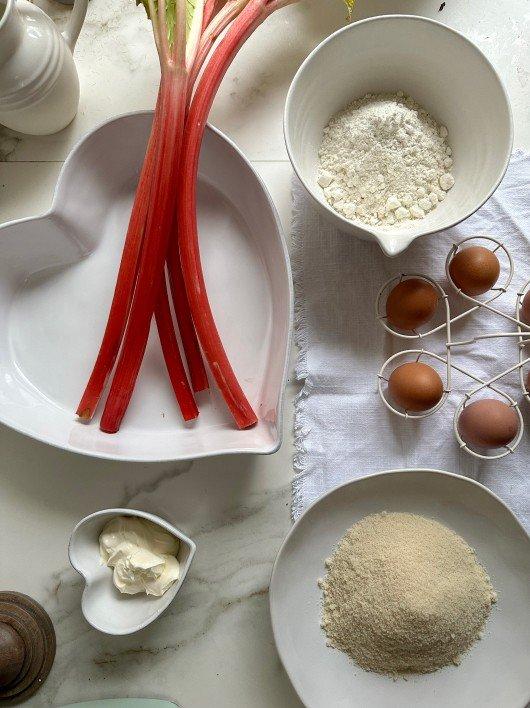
(22, 450, 300, 706)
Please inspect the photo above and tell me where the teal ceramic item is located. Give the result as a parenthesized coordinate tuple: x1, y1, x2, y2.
(62, 701, 179, 708)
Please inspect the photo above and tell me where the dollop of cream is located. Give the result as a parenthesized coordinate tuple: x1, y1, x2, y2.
(99, 516, 180, 597)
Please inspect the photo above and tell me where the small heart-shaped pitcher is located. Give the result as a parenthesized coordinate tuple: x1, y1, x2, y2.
(0, 0, 88, 135)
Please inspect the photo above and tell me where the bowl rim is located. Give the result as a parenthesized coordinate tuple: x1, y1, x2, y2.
(269, 467, 530, 708)
(0, 110, 293, 463)
(284, 14, 514, 256)
(68, 507, 196, 635)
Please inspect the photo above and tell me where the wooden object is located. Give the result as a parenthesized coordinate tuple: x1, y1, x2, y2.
(0, 592, 56, 704)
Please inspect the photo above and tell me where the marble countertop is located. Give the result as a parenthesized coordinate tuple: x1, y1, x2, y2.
(0, 1, 528, 706)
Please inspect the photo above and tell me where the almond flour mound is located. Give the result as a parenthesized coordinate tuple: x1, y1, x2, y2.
(319, 512, 496, 676)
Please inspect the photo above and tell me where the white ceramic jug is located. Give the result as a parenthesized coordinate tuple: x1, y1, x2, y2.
(0, 0, 88, 135)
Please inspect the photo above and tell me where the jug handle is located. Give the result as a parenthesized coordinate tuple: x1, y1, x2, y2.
(62, 0, 89, 50)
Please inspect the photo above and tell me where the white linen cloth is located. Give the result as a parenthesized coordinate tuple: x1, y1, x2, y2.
(292, 150, 530, 529)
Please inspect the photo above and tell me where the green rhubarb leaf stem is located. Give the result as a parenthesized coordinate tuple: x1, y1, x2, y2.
(157, 0, 170, 61)
(146, 0, 161, 52)
(171, 0, 187, 64)
(185, 0, 204, 68)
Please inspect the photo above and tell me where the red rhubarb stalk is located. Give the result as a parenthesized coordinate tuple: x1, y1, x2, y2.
(79, 0, 310, 433)
(158, 0, 210, 395)
(163, 1, 253, 399)
(166, 242, 209, 392)
(100, 70, 187, 433)
(155, 279, 199, 420)
(157, 0, 252, 398)
(188, 0, 249, 97)
(100, 0, 189, 433)
(76, 93, 162, 421)
(201, 0, 220, 31)
(177, 0, 275, 430)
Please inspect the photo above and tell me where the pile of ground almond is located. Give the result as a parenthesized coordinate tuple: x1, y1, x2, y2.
(319, 512, 496, 676)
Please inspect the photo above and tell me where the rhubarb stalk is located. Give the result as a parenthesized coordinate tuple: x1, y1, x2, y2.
(79, 0, 354, 433)
(100, 0, 189, 433)
(156, 278, 199, 420)
(176, 0, 285, 429)
(76, 93, 162, 421)
(188, 0, 250, 97)
(166, 241, 209, 391)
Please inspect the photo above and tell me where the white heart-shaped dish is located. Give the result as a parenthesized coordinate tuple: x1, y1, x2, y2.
(0, 112, 292, 461)
(69, 508, 196, 635)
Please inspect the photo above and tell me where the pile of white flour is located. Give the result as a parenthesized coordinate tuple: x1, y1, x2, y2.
(318, 92, 454, 227)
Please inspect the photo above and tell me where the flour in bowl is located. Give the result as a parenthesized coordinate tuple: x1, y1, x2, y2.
(318, 92, 454, 227)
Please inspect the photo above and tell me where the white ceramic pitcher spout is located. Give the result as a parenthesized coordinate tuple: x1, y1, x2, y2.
(0, 0, 88, 135)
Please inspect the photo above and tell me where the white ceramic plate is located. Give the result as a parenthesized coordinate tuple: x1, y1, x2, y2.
(0, 112, 292, 461)
(270, 469, 530, 708)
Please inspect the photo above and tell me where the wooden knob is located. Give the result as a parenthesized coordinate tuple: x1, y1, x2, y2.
(0, 623, 25, 687)
(0, 592, 55, 704)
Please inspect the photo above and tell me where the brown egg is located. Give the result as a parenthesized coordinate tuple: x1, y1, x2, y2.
(386, 278, 438, 331)
(388, 362, 444, 412)
(448, 246, 500, 296)
(520, 291, 530, 325)
(458, 398, 519, 449)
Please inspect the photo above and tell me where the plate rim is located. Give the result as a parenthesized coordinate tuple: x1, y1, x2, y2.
(0, 110, 293, 462)
(269, 468, 530, 708)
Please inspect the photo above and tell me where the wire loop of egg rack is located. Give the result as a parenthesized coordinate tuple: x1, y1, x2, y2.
(376, 235, 530, 460)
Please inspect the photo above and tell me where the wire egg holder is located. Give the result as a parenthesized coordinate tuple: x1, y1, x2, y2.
(376, 235, 530, 460)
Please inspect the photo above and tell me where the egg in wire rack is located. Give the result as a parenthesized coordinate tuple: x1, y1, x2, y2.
(377, 236, 529, 460)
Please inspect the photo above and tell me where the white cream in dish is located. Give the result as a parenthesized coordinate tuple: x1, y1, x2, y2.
(99, 516, 180, 597)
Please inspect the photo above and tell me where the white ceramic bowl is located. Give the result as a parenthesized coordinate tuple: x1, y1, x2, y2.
(270, 469, 530, 708)
(0, 111, 292, 461)
(69, 508, 196, 635)
(285, 15, 513, 256)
